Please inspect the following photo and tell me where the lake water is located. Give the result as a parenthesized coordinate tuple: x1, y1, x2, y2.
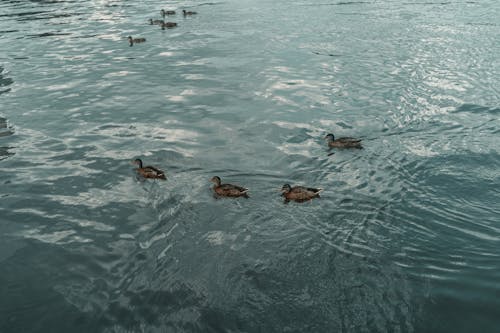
(1, 0, 499, 332)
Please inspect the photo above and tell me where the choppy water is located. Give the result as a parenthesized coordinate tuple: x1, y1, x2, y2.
(1, 0, 499, 332)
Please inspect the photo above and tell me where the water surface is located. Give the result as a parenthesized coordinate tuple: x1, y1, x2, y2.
(1, 0, 499, 332)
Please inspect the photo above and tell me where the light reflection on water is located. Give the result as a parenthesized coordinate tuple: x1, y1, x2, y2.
(0, 0, 500, 332)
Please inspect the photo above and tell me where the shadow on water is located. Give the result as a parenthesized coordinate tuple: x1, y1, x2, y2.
(452, 103, 500, 114)
(0, 66, 13, 96)
(0, 66, 14, 160)
(0, 116, 14, 161)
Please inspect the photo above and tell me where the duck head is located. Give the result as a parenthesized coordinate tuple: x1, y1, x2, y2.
(324, 133, 335, 141)
(281, 184, 292, 193)
(210, 176, 221, 186)
(160, 9, 165, 17)
(128, 36, 133, 46)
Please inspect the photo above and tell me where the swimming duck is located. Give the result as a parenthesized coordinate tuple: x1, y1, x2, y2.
(324, 133, 362, 149)
(161, 9, 176, 16)
(128, 36, 146, 46)
(161, 21, 178, 29)
(281, 184, 322, 203)
(183, 9, 197, 15)
(149, 18, 164, 25)
(132, 159, 166, 180)
(210, 176, 249, 198)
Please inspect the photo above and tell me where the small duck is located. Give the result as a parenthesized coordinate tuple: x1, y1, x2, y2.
(210, 176, 249, 198)
(132, 159, 166, 180)
(161, 21, 178, 29)
(149, 18, 164, 25)
(183, 9, 197, 15)
(324, 133, 362, 149)
(281, 184, 322, 203)
(161, 9, 176, 16)
(128, 36, 146, 47)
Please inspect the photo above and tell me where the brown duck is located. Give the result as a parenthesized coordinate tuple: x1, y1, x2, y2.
(281, 184, 322, 203)
(211, 176, 249, 198)
(161, 21, 178, 29)
(161, 9, 176, 16)
(132, 159, 166, 180)
(324, 133, 362, 149)
(128, 36, 146, 46)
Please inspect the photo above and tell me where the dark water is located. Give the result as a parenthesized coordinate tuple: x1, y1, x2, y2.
(1, 0, 499, 332)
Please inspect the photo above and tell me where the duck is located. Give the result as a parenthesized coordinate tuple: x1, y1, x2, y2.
(128, 36, 146, 46)
(161, 21, 178, 29)
(281, 184, 322, 203)
(161, 9, 176, 16)
(182, 9, 197, 15)
(210, 176, 249, 198)
(132, 159, 166, 180)
(149, 18, 164, 25)
(324, 133, 362, 149)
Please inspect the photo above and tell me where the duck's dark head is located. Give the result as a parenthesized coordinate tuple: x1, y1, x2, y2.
(132, 158, 143, 168)
(161, 9, 165, 16)
(210, 176, 221, 186)
(324, 133, 335, 141)
(182, 9, 187, 14)
(149, 18, 154, 24)
(281, 184, 292, 193)
(128, 36, 133, 46)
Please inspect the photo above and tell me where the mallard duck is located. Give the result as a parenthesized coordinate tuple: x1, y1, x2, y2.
(281, 184, 322, 203)
(149, 18, 164, 25)
(182, 9, 197, 15)
(210, 176, 249, 198)
(324, 133, 362, 149)
(161, 21, 178, 29)
(132, 159, 166, 180)
(128, 36, 146, 46)
(161, 9, 176, 16)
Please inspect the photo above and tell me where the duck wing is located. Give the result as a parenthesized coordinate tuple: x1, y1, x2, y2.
(306, 187, 323, 194)
(217, 184, 248, 196)
(288, 186, 321, 200)
(141, 166, 166, 179)
(337, 137, 362, 143)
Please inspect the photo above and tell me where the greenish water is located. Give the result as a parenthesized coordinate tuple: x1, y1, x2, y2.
(1, 0, 499, 332)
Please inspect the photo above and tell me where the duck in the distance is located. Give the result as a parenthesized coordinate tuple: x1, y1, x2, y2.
(161, 21, 178, 29)
(161, 9, 176, 17)
(324, 133, 362, 149)
(281, 184, 322, 203)
(128, 36, 146, 46)
(210, 176, 249, 198)
(183, 9, 197, 16)
(132, 159, 166, 180)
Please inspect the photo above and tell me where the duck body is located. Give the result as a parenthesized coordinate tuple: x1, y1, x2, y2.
(324, 133, 362, 149)
(281, 184, 322, 203)
(211, 176, 248, 198)
(161, 21, 178, 29)
(161, 9, 176, 16)
(183, 10, 197, 15)
(128, 36, 146, 46)
(133, 159, 166, 180)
